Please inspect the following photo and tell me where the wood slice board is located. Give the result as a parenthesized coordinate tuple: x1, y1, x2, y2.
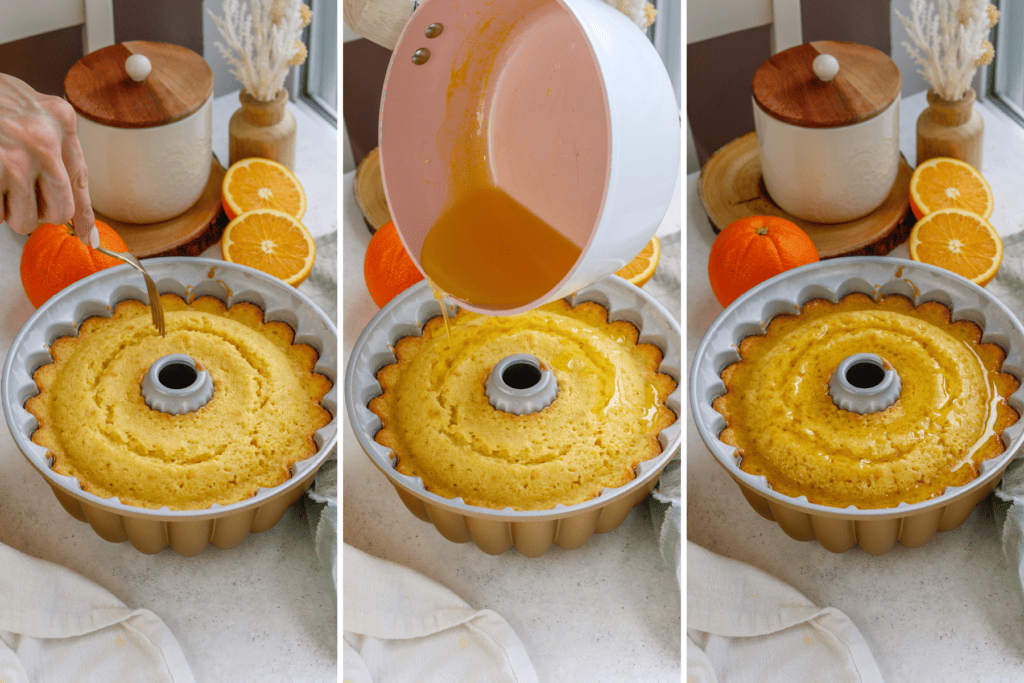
(353, 146, 392, 232)
(698, 132, 915, 258)
(98, 156, 227, 258)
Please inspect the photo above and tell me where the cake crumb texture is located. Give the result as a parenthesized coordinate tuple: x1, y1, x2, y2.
(369, 300, 677, 511)
(26, 294, 332, 511)
(714, 293, 1020, 508)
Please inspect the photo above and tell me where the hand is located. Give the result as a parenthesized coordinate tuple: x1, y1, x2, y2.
(0, 73, 96, 245)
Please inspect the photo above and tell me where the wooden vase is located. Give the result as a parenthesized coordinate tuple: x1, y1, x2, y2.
(916, 87, 984, 170)
(228, 89, 297, 169)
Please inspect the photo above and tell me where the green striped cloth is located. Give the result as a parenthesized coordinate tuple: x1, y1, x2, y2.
(986, 230, 1024, 607)
(298, 232, 338, 597)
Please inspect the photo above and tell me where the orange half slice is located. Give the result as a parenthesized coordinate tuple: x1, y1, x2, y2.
(221, 209, 316, 287)
(615, 235, 660, 287)
(909, 208, 1002, 286)
(910, 157, 993, 220)
(222, 157, 307, 221)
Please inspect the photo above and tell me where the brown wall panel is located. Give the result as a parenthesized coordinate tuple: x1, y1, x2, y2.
(0, 0, 203, 97)
(688, 0, 891, 166)
(342, 37, 393, 168)
(687, 24, 771, 167)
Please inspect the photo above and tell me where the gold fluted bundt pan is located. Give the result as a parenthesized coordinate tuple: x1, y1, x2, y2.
(3, 258, 337, 557)
(346, 276, 682, 557)
(690, 257, 1024, 555)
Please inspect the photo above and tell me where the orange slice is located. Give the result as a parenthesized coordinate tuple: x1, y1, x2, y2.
(910, 157, 993, 220)
(222, 158, 307, 221)
(615, 235, 660, 287)
(909, 208, 1002, 286)
(221, 209, 316, 287)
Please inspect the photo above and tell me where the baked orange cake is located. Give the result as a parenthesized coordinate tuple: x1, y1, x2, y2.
(714, 292, 1020, 509)
(369, 299, 677, 511)
(26, 294, 332, 511)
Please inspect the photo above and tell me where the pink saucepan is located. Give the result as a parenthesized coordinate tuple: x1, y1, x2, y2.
(352, 0, 680, 314)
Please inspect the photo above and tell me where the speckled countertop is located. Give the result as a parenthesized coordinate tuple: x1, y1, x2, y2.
(0, 92, 337, 682)
(687, 90, 1024, 681)
(342, 170, 683, 681)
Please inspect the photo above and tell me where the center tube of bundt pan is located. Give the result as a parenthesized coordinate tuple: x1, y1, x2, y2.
(141, 354, 214, 415)
(828, 353, 901, 414)
(485, 354, 558, 415)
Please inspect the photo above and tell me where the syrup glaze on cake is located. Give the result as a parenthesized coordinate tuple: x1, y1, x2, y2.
(714, 293, 1020, 509)
(26, 294, 332, 511)
(369, 299, 677, 511)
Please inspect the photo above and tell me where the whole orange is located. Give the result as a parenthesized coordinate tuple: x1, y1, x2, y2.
(364, 220, 424, 308)
(708, 216, 819, 307)
(20, 221, 128, 308)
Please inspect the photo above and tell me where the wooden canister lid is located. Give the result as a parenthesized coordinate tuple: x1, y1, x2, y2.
(752, 41, 901, 128)
(65, 41, 214, 128)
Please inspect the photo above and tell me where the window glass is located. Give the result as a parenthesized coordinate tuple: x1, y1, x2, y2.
(300, 0, 337, 124)
(651, 0, 681, 109)
(989, 0, 1024, 122)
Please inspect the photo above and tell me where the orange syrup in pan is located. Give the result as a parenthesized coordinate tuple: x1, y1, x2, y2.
(420, 185, 580, 310)
(422, 0, 580, 313)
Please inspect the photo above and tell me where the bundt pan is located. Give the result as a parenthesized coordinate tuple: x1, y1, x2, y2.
(690, 257, 1024, 555)
(2, 257, 338, 557)
(346, 276, 682, 557)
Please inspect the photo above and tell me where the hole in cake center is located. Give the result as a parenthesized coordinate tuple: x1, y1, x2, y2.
(158, 362, 199, 390)
(502, 362, 542, 390)
(846, 361, 884, 389)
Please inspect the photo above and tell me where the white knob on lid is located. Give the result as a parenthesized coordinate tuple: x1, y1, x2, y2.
(812, 54, 840, 82)
(125, 54, 152, 82)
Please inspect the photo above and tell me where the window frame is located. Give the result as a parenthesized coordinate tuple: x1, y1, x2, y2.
(293, 0, 337, 126)
(650, 0, 681, 109)
(986, 0, 1024, 127)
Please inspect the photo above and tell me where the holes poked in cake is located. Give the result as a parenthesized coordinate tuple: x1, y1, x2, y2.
(366, 297, 679, 511)
(17, 268, 337, 521)
(714, 292, 1022, 509)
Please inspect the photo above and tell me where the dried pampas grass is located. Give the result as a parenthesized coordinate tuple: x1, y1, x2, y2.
(896, 0, 999, 102)
(209, 0, 313, 102)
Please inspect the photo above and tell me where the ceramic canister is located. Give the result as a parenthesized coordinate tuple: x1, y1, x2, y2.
(752, 41, 901, 224)
(64, 41, 214, 224)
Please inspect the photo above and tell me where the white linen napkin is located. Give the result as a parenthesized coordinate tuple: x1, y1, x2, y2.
(0, 542, 195, 683)
(343, 544, 539, 683)
(687, 542, 885, 683)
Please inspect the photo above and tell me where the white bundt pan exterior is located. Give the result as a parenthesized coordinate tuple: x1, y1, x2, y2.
(690, 257, 1024, 555)
(346, 276, 681, 557)
(2, 258, 337, 557)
